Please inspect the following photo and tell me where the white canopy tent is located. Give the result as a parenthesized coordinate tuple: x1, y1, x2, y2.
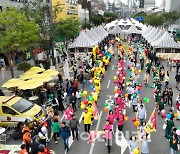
(145, 28, 158, 40)
(89, 28, 102, 43)
(69, 31, 97, 48)
(143, 27, 155, 38)
(109, 24, 122, 34)
(104, 22, 116, 30)
(99, 25, 108, 36)
(126, 24, 141, 34)
(85, 30, 99, 44)
(117, 19, 126, 26)
(148, 29, 165, 44)
(142, 26, 153, 37)
(151, 31, 179, 48)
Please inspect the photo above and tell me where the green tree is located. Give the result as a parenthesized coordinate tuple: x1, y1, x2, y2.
(0, 8, 39, 77)
(132, 11, 147, 18)
(55, 18, 81, 41)
(103, 12, 118, 23)
(161, 11, 180, 28)
(144, 13, 164, 26)
(90, 14, 103, 26)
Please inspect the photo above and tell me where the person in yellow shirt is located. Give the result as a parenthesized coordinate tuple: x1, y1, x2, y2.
(83, 108, 92, 133)
(87, 104, 94, 125)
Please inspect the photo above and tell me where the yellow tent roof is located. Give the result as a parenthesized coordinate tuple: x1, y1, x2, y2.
(33, 74, 53, 82)
(18, 79, 43, 90)
(42, 69, 59, 76)
(1, 78, 24, 88)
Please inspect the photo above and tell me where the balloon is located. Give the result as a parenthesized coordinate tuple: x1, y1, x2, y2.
(133, 148, 139, 154)
(88, 96, 93, 101)
(132, 118, 136, 122)
(117, 71, 120, 75)
(89, 85, 94, 90)
(178, 127, 180, 130)
(178, 115, 180, 119)
(104, 103, 108, 107)
(176, 130, 180, 135)
(108, 106, 111, 111)
(139, 84, 142, 87)
(80, 93, 83, 97)
(138, 70, 141, 73)
(126, 82, 130, 86)
(166, 114, 171, 119)
(81, 104, 85, 109)
(114, 89, 118, 93)
(124, 116, 128, 121)
(122, 83, 125, 87)
(137, 86, 141, 90)
(150, 84, 154, 88)
(101, 74, 104, 78)
(115, 93, 119, 98)
(114, 76, 117, 80)
(134, 121, 140, 127)
(153, 89, 157, 93)
(125, 93, 128, 97)
(89, 79, 93, 83)
(115, 86, 118, 90)
(174, 113, 178, 118)
(97, 73, 101, 77)
(104, 107, 108, 112)
(161, 110, 165, 114)
(123, 77, 126, 80)
(130, 76, 134, 81)
(84, 100, 88, 105)
(83, 91, 88, 97)
(93, 88, 96, 92)
(137, 90, 141, 94)
(81, 102, 84, 105)
(143, 97, 149, 102)
(133, 93, 137, 98)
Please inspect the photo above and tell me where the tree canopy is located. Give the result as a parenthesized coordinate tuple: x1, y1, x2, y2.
(0, 8, 39, 53)
(55, 18, 81, 41)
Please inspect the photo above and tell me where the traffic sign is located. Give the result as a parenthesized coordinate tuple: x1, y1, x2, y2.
(136, 16, 144, 21)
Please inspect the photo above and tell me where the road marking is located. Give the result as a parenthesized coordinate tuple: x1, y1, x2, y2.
(89, 110, 102, 154)
(107, 80, 110, 89)
(60, 114, 65, 121)
(112, 65, 114, 70)
(115, 128, 129, 154)
(115, 56, 116, 59)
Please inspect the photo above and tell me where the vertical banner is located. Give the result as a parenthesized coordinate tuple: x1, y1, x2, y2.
(63, 59, 70, 80)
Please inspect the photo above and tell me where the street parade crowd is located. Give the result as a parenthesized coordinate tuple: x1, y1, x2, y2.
(0, 35, 179, 154)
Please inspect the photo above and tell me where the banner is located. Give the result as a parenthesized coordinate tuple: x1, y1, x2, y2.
(144, 108, 156, 133)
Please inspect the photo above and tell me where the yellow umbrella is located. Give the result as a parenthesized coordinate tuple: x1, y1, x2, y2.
(33, 74, 53, 82)
(2, 78, 24, 88)
(29, 66, 45, 72)
(42, 69, 59, 76)
(18, 79, 43, 90)
(19, 71, 37, 80)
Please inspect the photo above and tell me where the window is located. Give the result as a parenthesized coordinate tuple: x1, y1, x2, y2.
(11, 99, 34, 113)
(67, 9, 70, 14)
(0, 6, 2, 11)
(46, 0, 50, 3)
(66, 0, 69, 3)
(2, 106, 18, 115)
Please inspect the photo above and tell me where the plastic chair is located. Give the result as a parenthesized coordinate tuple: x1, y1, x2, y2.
(0, 134, 8, 144)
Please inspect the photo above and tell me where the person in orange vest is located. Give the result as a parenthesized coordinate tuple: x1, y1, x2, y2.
(22, 123, 31, 134)
(23, 130, 31, 153)
(20, 144, 28, 154)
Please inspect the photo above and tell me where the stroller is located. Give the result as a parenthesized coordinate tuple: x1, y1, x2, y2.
(12, 122, 23, 140)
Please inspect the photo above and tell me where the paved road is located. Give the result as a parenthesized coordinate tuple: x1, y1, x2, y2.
(46, 46, 179, 154)
(6, 46, 180, 153)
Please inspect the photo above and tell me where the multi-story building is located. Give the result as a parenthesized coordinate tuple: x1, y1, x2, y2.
(52, 0, 78, 21)
(164, 0, 180, 12)
(78, 4, 89, 23)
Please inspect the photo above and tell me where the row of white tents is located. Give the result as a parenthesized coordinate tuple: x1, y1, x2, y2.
(142, 26, 179, 49)
(69, 18, 180, 49)
(69, 26, 108, 48)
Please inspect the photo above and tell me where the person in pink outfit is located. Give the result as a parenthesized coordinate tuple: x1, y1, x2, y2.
(117, 109, 124, 132)
(103, 120, 112, 153)
(65, 105, 74, 121)
(107, 110, 116, 134)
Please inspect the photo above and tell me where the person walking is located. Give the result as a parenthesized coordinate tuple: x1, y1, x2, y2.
(20, 144, 28, 154)
(76, 89, 82, 108)
(60, 122, 71, 152)
(144, 71, 149, 88)
(71, 93, 77, 111)
(103, 120, 112, 153)
(30, 136, 40, 154)
(165, 119, 174, 138)
(129, 136, 138, 154)
(69, 114, 79, 140)
(176, 94, 180, 119)
(140, 135, 151, 154)
(52, 119, 60, 144)
(1, 65, 7, 80)
(167, 134, 178, 154)
(137, 105, 146, 126)
(22, 130, 31, 153)
(175, 72, 180, 90)
(117, 110, 124, 132)
(168, 88, 174, 108)
(107, 110, 116, 134)
(82, 108, 92, 133)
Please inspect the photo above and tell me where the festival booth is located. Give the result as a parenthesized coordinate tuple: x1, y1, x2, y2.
(108, 24, 122, 35)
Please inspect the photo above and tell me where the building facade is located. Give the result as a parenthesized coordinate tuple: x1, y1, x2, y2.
(52, 0, 78, 21)
(164, 0, 180, 12)
(78, 4, 89, 23)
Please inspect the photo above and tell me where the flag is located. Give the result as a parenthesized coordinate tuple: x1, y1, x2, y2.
(92, 102, 99, 120)
(144, 108, 156, 133)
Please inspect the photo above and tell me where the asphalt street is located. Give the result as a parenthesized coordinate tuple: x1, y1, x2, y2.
(47, 46, 180, 154)
(6, 45, 180, 154)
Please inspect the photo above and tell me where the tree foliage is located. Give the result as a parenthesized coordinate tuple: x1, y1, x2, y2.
(0, 8, 39, 77)
(144, 13, 164, 26)
(90, 14, 104, 26)
(0, 8, 39, 53)
(55, 18, 81, 40)
(103, 12, 118, 23)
